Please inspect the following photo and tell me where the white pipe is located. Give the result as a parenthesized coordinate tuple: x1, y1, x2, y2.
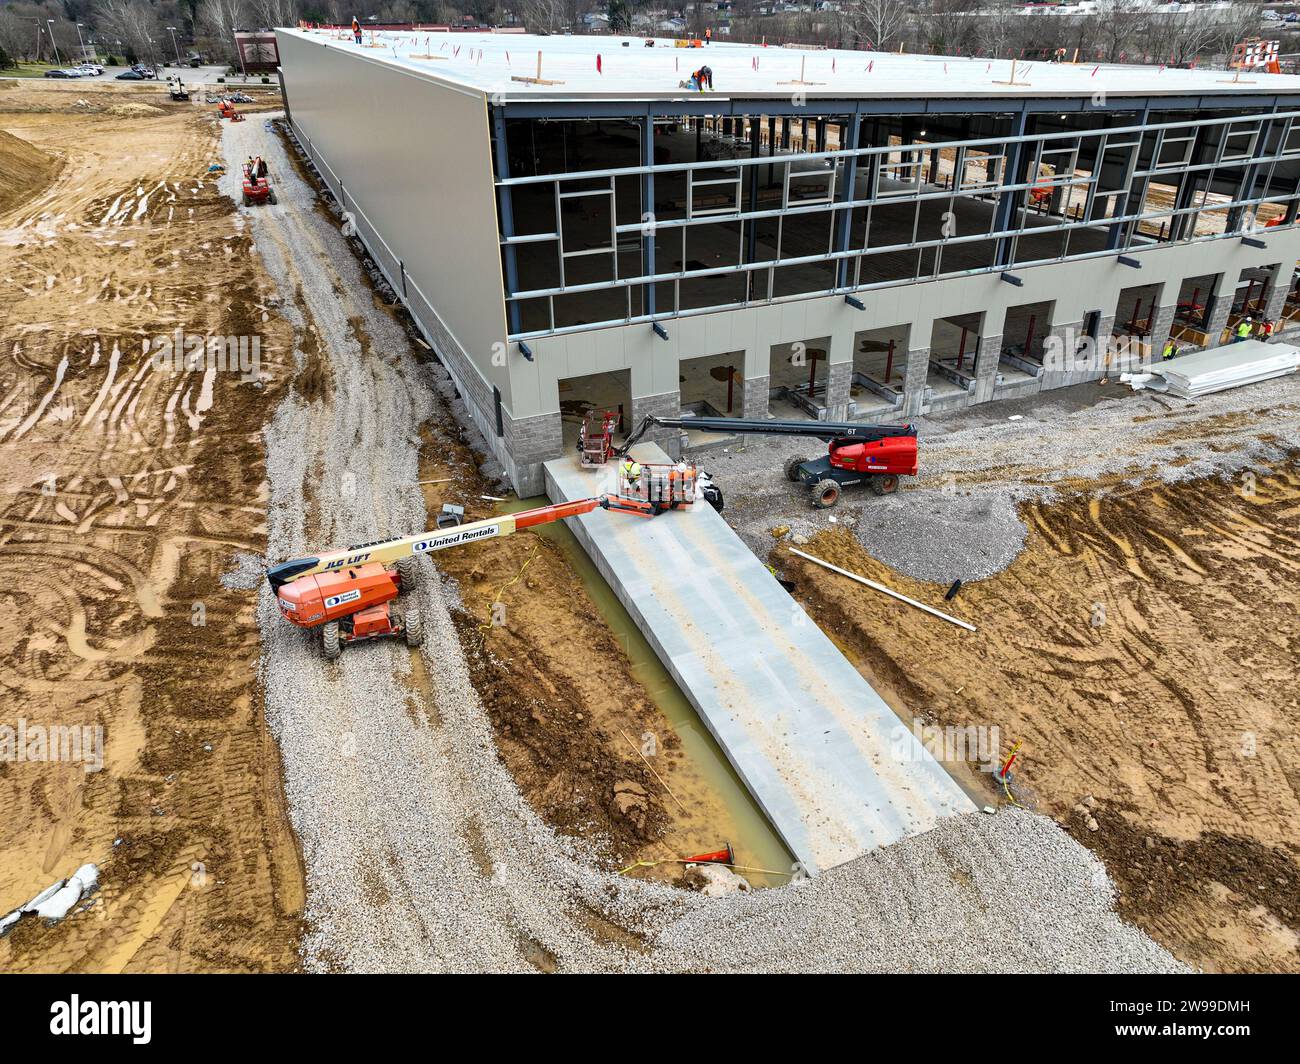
(788, 548, 977, 633)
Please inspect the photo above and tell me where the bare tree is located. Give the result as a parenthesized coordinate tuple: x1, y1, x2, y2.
(841, 0, 910, 51)
(0, 8, 32, 61)
(96, 0, 162, 63)
(520, 0, 566, 34)
(245, 0, 298, 30)
(196, 0, 249, 61)
(922, 0, 981, 56)
(977, 0, 1020, 59)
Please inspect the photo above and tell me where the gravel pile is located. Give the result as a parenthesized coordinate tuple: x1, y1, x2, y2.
(225, 114, 1187, 974)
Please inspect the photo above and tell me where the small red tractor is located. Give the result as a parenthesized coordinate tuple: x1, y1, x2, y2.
(241, 163, 276, 206)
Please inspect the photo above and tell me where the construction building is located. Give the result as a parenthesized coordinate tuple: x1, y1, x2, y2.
(276, 28, 1300, 494)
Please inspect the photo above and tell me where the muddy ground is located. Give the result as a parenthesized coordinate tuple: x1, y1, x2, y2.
(413, 424, 770, 882)
(0, 83, 302, 971)
(776, 466, 1300, 972)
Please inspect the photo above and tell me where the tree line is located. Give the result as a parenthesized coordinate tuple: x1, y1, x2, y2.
(0, 0, 1272, 71)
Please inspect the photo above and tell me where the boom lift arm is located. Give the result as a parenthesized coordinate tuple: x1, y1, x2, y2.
(266, 495, 639, 592)
(617, 415, 917, 453)
(266, 495, 655, 656)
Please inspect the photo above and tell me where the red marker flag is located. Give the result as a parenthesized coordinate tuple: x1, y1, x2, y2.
(596, 54, 602, 74)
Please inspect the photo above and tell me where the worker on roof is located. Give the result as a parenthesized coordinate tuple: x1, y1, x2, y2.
(352, 16, 362, 44)
(695, 65, 714, 90)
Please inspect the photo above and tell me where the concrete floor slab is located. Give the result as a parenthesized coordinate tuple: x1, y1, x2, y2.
(544, 444, 975, 875)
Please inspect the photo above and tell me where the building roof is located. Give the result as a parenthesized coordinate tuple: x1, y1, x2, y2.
(279, 27, 1300, 102)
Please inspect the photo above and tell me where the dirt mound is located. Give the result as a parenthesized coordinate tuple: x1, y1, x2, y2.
(780, 465, 1300, 973)
(0, 128, 61, 214)
(106, 103, 166, 118)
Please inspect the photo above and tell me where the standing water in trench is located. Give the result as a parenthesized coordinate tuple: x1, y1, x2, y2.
(502, 497, 794, 887)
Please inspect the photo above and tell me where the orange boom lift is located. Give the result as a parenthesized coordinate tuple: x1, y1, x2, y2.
(266, 493, 686, 659)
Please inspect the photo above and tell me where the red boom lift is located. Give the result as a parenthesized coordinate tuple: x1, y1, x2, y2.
(619, 415, 917, 509)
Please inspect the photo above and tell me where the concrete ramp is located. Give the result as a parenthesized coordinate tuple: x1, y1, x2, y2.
(544, 444, 975, 875)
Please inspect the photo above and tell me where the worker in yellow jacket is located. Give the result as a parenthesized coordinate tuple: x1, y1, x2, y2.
(620, 458, 641, 493)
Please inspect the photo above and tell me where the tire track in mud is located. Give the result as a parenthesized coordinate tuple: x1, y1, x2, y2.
(0, 103, 302, 973)
(785, 467, 1300, 972)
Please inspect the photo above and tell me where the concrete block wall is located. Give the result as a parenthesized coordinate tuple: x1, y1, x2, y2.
(972, 333, 1003, 404)
(901, 348, 931, 417)
(742, 374, 769, 418)
(1148, 303, 1178, 360)
(1264, 259, 1297, 321)
(506, 412, 565, 497)
(1202, 285, 1234, 348)
(825, 360, 853, 420)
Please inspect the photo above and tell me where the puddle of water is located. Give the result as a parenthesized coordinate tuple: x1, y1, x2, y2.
(504, 497, 794, 887)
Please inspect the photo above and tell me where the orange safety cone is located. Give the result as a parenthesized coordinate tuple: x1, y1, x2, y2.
(684, 843, 734, 866)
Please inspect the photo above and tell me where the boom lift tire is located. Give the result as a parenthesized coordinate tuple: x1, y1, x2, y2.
(785, 455, 810, 482)
(404, 608, 424, 648)
(868, 474, 900, 496)
(395, 556, 417, 593)
(322, 621, 341, 660)
(812, 479, 841, 509)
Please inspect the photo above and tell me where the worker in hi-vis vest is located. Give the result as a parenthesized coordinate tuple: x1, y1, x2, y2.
(620, 458, 641, 489)
(1234, 318, 1252, 342)
(1162, 339, 1178, 360)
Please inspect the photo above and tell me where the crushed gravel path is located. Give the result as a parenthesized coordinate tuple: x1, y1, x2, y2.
(223, 114, 1187, 973)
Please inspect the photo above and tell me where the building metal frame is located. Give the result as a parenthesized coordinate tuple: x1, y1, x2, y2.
(496, 103, 1300, 341)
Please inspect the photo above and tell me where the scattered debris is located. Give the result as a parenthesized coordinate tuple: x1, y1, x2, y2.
(0, 864, 99, 935)
(789, 547, 977, 633)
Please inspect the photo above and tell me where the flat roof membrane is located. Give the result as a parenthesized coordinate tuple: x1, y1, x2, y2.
(279, 26, 1300, 102)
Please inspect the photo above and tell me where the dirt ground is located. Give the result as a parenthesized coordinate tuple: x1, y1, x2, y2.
(778, 465, 1300, 973)
(412, 408, 769, 884)
(0, 83, 303, 971)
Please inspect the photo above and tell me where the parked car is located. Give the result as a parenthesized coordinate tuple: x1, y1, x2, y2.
(75, 64, 103, 76)
(43, 68, 84, 78)
(115, 69, 146, 80)
(132, 65, 157, 79)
